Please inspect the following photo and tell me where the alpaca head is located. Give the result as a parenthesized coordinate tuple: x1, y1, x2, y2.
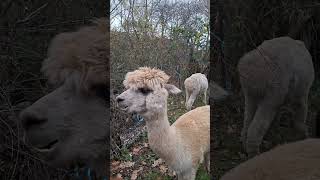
(116, 67, 181, 118)
(211, 81, 229, 102)
(19, 18, 109, 176)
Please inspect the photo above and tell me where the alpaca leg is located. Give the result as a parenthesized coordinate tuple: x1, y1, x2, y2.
(203, 88, 207, 105)
(246, 94, 284, 157)
(185, 90, 190, 108)
(204, 152, 210, 173)
(240, 95, 257, 149)
(292, 95, 309, 138)
(178, 168, 197, 180)
(186, 91, 198, 110)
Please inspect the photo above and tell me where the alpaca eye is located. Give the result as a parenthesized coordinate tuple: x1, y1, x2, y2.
(91, 84, 108, 99)
(138, 88, 152, 95)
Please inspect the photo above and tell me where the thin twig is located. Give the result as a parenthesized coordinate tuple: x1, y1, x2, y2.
(16, 3, 49, 23)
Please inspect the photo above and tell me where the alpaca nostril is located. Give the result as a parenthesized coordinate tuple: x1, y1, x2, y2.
(116, 97, 124, 103)
(21, 112, 47, 129)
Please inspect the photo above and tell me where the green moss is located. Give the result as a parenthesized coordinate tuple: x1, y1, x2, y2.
(141, 171, 172, 180)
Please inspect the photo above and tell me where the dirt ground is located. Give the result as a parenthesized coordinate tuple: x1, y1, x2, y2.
(110, 93, 210, 180)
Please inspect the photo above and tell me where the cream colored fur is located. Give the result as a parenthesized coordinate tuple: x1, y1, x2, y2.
(19, 18, 108, 178)
(238, 36, 315, 157)
(41, 18, 109, 91)
(221, 139, 320, 180)
(184, 73, 208, 110)
(116, 67, 210, 180)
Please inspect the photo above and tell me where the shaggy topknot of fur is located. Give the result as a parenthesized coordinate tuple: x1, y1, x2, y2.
(41, 17, 109, 92)
(123, 67, 170, 90)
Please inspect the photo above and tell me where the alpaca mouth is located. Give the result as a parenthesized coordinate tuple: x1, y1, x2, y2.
(120, 106, 128, 111)
(118, 104, 128, 111)
(34, 139, 59, 152)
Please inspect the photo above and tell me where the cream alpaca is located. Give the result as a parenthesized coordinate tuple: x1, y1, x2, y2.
(221, 139, 320, 180)
(117, 67, 210, 180)
(238, 36, 315, 157)
(19, 18, 109, 177)
(184, 73, 208, 110)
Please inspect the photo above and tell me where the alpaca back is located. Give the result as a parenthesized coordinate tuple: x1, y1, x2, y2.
(184, 73, 208, 92)
(238, 36, 314, 98)
(221, 139, 320, 180)
(172, 105, 210, 165)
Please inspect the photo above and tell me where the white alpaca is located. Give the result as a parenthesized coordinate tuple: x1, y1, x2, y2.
(184, 73, 208, 110)
(116, 67, 210, 180)
(221, 139, 320, 180)
(238, 36, 315, 157)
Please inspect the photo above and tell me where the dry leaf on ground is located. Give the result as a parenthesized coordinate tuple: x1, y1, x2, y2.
(111, 161, 121, 171)
(152, 158, 164, 167)
(168, 169, 176, 177)
(118, 161, 135, 169)
(111, 174, 123, 180)
(131, 167, 143, 180)
(159, 165, 168, 174)
(132, 146, 143, 155)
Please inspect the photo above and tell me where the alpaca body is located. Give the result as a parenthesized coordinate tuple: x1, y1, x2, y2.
(116, 67, 210, 180)
(184, 73, 208, 110)
(147, 105, 210, 176)
(221, 139, 320, 180)
(238, 36, 314, 156)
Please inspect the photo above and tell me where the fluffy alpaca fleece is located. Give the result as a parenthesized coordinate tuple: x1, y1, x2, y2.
(238, 36, 315, 157)
(123, 67, 170, 90)
(184, 73, 208, 110)
(221, 139, 320, 180)
(19, 18, 109, 178)
(117, 67, 210, 180)
(42, 17, 109, 92)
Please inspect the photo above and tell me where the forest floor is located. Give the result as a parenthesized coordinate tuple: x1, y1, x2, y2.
(110, 93, 210, 180)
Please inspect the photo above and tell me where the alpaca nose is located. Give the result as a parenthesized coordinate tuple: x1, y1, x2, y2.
(20, 110, 47, 130)
(116, 96, 124, 103)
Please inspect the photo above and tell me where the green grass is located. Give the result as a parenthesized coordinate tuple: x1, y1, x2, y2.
(196, 165, 210, 180)
(118, 147, 133, 161)
(141, 171, 172, 180)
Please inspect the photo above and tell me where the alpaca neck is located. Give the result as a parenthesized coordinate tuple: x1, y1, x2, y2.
(144, 107, 177, 162)
(145, 110, 171, 138)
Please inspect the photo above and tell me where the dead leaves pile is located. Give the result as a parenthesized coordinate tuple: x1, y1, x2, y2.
(111, 143, 176, 180)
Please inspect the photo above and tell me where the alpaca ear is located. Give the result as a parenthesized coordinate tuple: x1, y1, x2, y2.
(164, 84, 181, 94)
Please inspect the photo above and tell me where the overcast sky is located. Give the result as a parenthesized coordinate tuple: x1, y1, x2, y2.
(111, 0, 207, 29)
